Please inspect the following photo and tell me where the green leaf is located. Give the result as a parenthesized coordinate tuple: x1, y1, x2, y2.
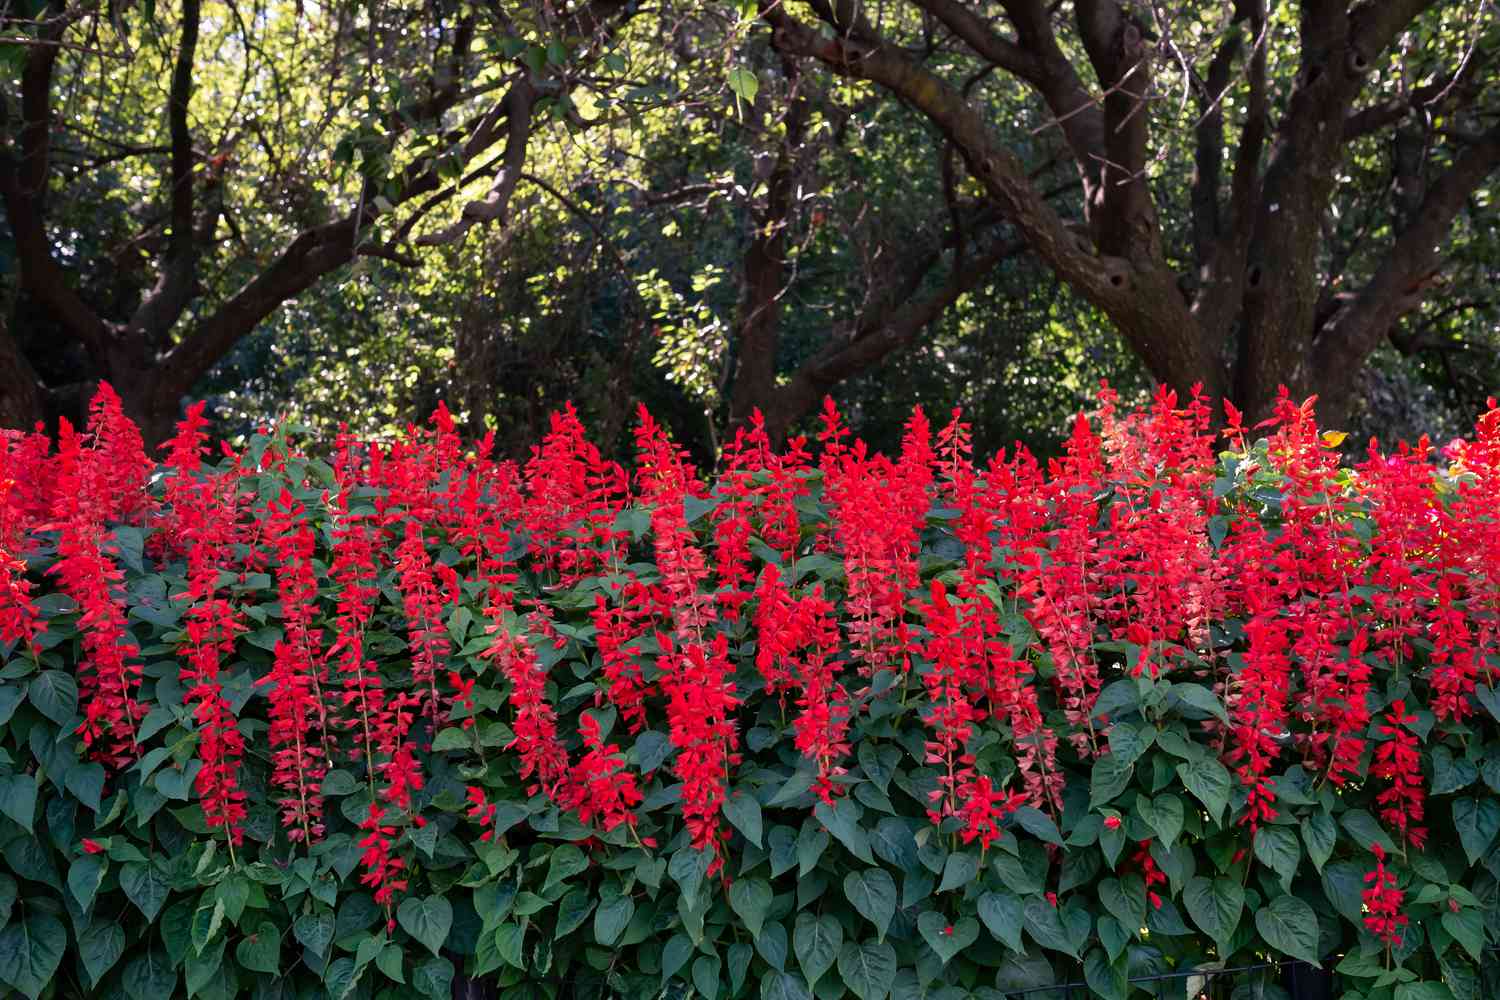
(726, 66, 760, 105)
(1083, 948, 1128, 1000)
(122, 949, 177, 1000)
(870, 818, 920, 872)
(78, 920, 126, 989)
(693, 956, 721, 1000)
(0, 774, 36, 833)
(1170, 683, 1231, 723)
(756, 922, 789, 971)
(412, 956, 454, 999)
(236, 922, 280, 974)
(546, 844, 590, 890)
(761, 971, 812, 1000)
(1089, 754, 1134, 809)
(1021, 895, 1078, 958)
(1394, 985, 1455, 1000)
(815, 798, 875, 864)
(1303, 811, 1336, 873)
(1453, 798, 1500, 864)
(377, 944, 404, 983)
(1183, 877, 1243, 955)
(843, 868, 898, 942)
(294, 911, 336, 958)
(1010, 806, 1063, 846)
(594, 891, 634, 947)
(0, 913, 67, 1000)
(0, 685, 23, 727)
(191, 898, 226, 954)
(1341, 809, 1397, 855)
(724, 791, 764, 847)
(323, 957, 364, 1000)
(0, 874, 17, 927)
(27, 670, 77, 724)
(65, 762, 105, 812)
(68, 854, 106, 913)
(1136, 794, 1184, 847)
(554, 888, 594, 938)
(669, 845, 712, 899)
(1176, 758, 1231, 824)
(938, 852, 978, 893)
(120, 861, 171, 922)
(1442, 908, 1485, 963)
(978, 891, 1024, 952)
(398, 895, 453, 957)
(1099, 876, 1146, 935)
(837, 940, 897, 1000)
(1253, 826, 1302, 889)
(1320, 860, 1367, 925)
(216, 875, 249, 926)
(793, 912, 842, 989)
(916, 913, 978, 965)
(1254, 894, 1320, 965)
(730, 878, 773, 940)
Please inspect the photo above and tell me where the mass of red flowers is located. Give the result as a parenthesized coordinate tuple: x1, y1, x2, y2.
(6, 379, 1499, 938)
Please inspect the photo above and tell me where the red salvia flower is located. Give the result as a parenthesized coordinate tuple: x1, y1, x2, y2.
(1371, 700, 1427, 849)
(1362, 844, 1408, 947)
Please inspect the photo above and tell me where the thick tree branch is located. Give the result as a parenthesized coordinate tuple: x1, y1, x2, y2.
(1342, 52, 1491, 142)
(159, 0, 635, 403)
(995, 0, 1107, 191)
(1313, 124, 1500, 379)
(729, 60, 810, 429)
(763, 3, 1220, 398)
(1074, 0, 1161, 260)
(1349, 0, 1444, 62)
(414, 82, 535, 247)
(912, 0, 1042, 84)
(0, 5, 112, 359)
(1191, 26, 1241, 266)
(764, 234, 1025, 432)
(128, 0, 202, 343)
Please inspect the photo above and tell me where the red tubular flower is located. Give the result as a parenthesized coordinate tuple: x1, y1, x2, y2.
(567, 713, 644, 833)
(1362, 844, 1408, 947)
(1016, 413, 1105, 755)
(394, 520, 455, 736)
(167, 405, 249, 845)
(483, 625, 570, 798)
(261, 490, 328, 843)
(466, 785, 499, 841)
(592, 591, 652, 734)
(1371, 700, 1427, 849)
(358, 802, 409, 906)
(327, 498, 387, 790)
(50, 419, 145, 769)
(659, 631, 741, 870)
(0, 429, 46, 651)
(1132, 840, 1168, 909)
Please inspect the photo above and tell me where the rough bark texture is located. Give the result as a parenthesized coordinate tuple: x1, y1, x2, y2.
(749, 0, 1499, 428)
(0, 1, 630, 445)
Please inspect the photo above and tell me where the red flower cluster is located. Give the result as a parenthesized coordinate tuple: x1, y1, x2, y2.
(14, 381, 1500, 917)
(1362, 843, 1408, 946)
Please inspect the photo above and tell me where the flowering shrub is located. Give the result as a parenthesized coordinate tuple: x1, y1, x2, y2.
(1, 383, 1499, 1000)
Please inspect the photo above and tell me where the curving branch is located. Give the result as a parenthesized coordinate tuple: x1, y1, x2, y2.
(1313, 124, 1500, 381)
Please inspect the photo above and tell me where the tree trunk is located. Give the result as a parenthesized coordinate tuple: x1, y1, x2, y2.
(0, 318, 47, 432)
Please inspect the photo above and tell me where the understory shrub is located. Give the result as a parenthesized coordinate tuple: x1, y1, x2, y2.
(2, 383, 1500, 1000)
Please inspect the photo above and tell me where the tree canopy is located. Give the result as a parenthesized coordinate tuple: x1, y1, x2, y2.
(1, 0, 1496, 455)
